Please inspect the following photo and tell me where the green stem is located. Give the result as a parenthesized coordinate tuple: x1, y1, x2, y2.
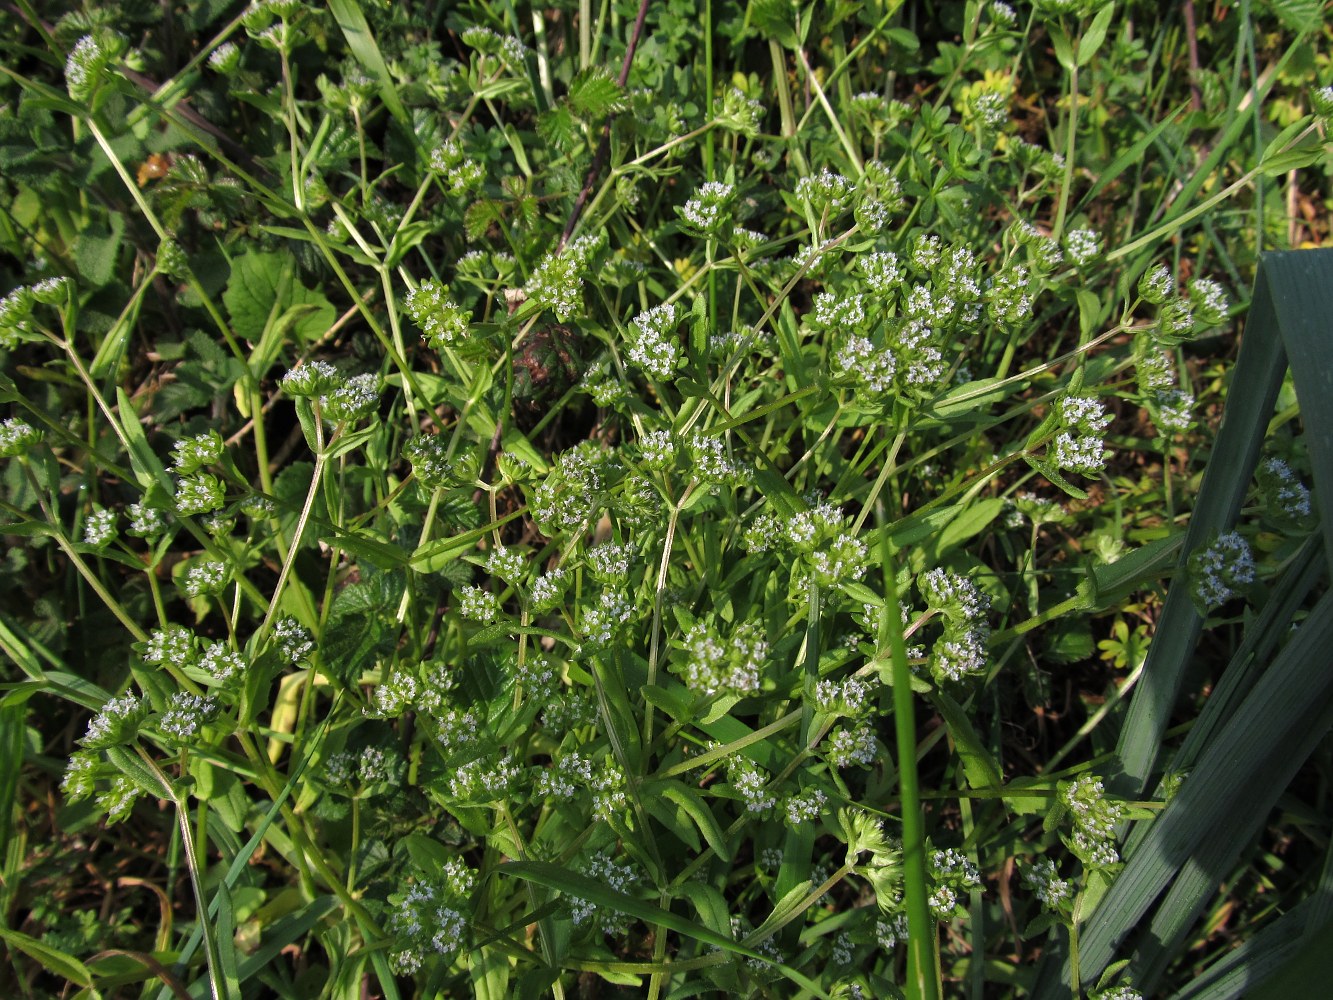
(877, 506, 939, 1000)
(1053, 59, 1078, 242)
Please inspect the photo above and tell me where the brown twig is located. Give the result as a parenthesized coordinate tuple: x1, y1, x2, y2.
(1182, 0, 1204, 113)
(557, 0, 655, 251)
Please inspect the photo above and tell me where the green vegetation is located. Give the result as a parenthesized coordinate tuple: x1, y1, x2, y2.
(1, 0, 1331, 997)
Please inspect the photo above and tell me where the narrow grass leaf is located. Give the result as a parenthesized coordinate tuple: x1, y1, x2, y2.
(325, 0, 409, 125)
(0, 926, 95, 988)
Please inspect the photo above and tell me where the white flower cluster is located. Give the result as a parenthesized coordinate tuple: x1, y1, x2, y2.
(125, 502, 167, 538)
(858, 250, 903, 292)
(638, 429, 675, 469)
(405, 278, 470, 349)
(529, 441, 618, 533)
(1189, 530, 1255, 611)
(717, 86, 765, 135)
(387, 860, 477, 974)
(274, 616, 314, 662)
(687, 429, 749, 485)
(832, 334, 897, 393)
(536, 750, 592, 800)
(587, 541, 634, 580)
(428, 139, 483, 194)
(1258, 456, 1312, 522)
(83, 508, 117, 547)
(678, 181, 735, 236)
(911, 233, 942, 271)
(729, 756, 776, 813)
(680, 618, 768, 697)
(183, 560, 228, 597)
(1138, 263, 1175, 304)
(528, 566, 568, 613)
(1064, 228, 1100, 265)
(82, 692, 144, 749)
(1094, 987, 1143, 1000)
(524, 232, 605, 320)
(1022, 857, 1071, 910)
(625, 301, 681, 380)
(435, 707, 481, 753)
(826, 723, 878, 768)
(1151, 388, 1194, 433)
(1063, 774, 1126, 867)
(1189, 277, 1230, 326)
(459, 26, 529, 65)
(571, 854, 637, 935)
(66, 32, 124, 101)
(373, 670, 420, 717)
(876, 912, 910, 949)
(973, 90, 1009, 129)
(457, 585, 501, 623)
(484, 545, 526, 582)
(280, 359, 341, 397)
(811, 291, 865, 329)
(0, 417, 42, 457)
(144, 625, 195, 668)
(919, 569, 991, 684)
(814, 674, 873, 715)
(174, 473, 225, 517)
(1053, 393, 1112, 477)
(795, 167, 856, 215)
(931, 847, 981, 887)
(579, 589, 634, 646)
(200, 641, 248, 682)
(160, 692, 219, 740)
(985, 263, 1034, 324)
(449, 753, 520, 800)
(784, 786, 828, 827)
(207, 41, 239, 73)
(320, 372, 379, 424)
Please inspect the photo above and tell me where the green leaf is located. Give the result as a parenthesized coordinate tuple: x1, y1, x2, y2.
(930, 690, 1003, 789)
(1049, 24, 1075, 71)
(925, 496, 1006, 560)
(0, 700, 26, 878)
(469, 946, 511, 1000)
(73, 212, 125, 288)
(657, 781, 733, 860)
(749, 0, 799, 47)
(0, 926, 95, 988)
(213, 882, 242, 1000)
(104, 746, 174, 800)
(326, 0, 410, 125)
(498, 862, 832, 997)
(222, 252, 335, 348)
(1265, 0, 1323, 32)
(568, 66, 628, 119)
(117, 388, 173, 493)
(885, 505, 963, 548)
(321, 581, 393, 683)
(1077, 3, 1117, 67)
(923, 377, 1012, 421)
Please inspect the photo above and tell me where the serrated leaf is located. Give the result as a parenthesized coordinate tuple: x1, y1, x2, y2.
(222, 252, 335, 347)
(321, 581, 392, 683)
(749, 0, 799, 47)
(568, 66, 628, 118)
